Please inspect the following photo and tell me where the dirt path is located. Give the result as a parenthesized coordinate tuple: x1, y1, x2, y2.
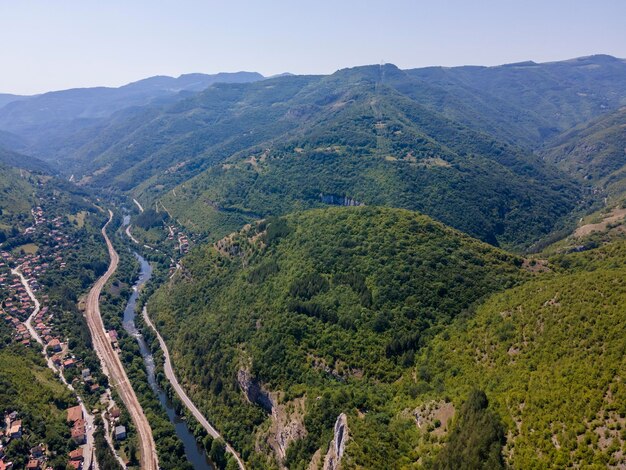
(574, 207, 626, 238)
(86, 210, 159, 470)
(12, 266, 98, 470)
(133, 199, 144, 213)
(125, 224, 140, 244)
(142, 307, 245, 469)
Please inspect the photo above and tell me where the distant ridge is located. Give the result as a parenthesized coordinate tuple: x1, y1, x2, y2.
(0, 71, 265, 134)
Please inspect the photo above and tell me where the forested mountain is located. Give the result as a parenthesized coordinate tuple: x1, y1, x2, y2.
(1, 56, 625, 249)
(146, 206, 626, 469)
(148, 207, 525, 468)
(0, 145, 53, 173)
(416, 241, 626, 468)
(406, 55, 626, 147)
(0, 71, 264, 158)
(23, 62, 595, 249)
(0, 92, 26, 109)
(0, 161, 38, 231)
(152, 66, 582, 249)
(3, 54, 626, 469)
(541, 106, 626, 197)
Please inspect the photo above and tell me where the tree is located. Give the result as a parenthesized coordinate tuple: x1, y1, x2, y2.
(434, 390, 505, 470)
(210, 439, 227, 469)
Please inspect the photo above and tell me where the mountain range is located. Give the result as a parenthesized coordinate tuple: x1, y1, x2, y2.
(4, 56, 624, 249)
(2, 54, 626, 469)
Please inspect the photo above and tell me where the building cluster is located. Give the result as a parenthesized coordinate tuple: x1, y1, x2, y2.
(67, 406, 86, 446)
(64, 406, 87, 469)
(1, 401, 90, 468)
(166, 222, 190, 253)
(0, 411, 53, 470)
(106, 406, 126, 442)
(0, 204, 73, 344)
(177, 231, 190, 254)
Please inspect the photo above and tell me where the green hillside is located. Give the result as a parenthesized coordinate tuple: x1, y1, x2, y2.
(0, 347, 76, 468)
(407, 55, 626, 147)
(5, 58, 625, 249)
(155, 73, 581, 250)
(414, 241, 626, 469)
(0, 162, 37, 234)
(0, 145, 53, 173)
(148, 206, 524, 468)
(542, 106, 626, 195)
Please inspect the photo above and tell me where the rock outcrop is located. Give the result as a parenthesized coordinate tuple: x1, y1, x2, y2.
(322, 413, 349, 470)
(257, 396, 307, 468)
(237, 369, 274, 413)
(319, 193, 363, 207)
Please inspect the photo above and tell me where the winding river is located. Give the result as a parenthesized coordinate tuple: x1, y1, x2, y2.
(122, 252, 213, 469)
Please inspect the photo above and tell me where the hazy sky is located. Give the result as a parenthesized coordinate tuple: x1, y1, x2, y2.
(2, 0, 625, 95)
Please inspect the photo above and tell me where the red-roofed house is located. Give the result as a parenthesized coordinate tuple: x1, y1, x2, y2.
(69, 448, 83, 462)
(66, 406, 83, 423)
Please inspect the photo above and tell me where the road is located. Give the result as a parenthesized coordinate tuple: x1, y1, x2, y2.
(86, 210, 159, 470)
(142, 307, 246, 470)
(11, 267, 43, 346)
(12, 266, 97, 470)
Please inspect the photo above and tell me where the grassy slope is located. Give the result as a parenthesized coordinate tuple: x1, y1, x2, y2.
(148, 206, 524, 468)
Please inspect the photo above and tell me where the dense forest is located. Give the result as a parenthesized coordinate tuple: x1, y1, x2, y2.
(148, 207, 525, 468)
(2, 53, 626, 469)
(415, 240, 626, 468)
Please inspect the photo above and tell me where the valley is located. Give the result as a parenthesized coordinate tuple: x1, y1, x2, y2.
(84, 211, 159, 470)
(2, 53, 626, 470)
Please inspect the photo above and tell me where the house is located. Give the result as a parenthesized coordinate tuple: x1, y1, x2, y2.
(0, 457, 13, 470)
(9, 421, 22, 439)
(66, 406, 83, 423)
(47, 339, 61, 352)
(71, 424, 86, 445)
(108, 330, 118, 345)
(30, 445, 44, 458)
(81, 369, 91, 381)
(26, 460, 39, 469)
(114, 425, 126, 441)
(67, 460, 81, 470)
(63, 358, 76, 369)
(68, 448, 83, 462)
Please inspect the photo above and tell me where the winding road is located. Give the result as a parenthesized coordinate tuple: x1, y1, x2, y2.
(86, 210, 159, 470)
(142, 307, 245, 470)
(12, 266, 97, 470)
(11, 267, 43, 346)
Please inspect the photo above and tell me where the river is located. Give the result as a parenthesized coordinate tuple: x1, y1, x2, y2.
(122, 251, 214, 469)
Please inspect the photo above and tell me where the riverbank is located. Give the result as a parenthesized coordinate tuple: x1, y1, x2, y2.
(122, 252, 214, 469)
(84, 210, 159, 470)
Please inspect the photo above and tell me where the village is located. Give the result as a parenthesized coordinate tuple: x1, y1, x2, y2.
(0, 206, 74, 350)
(0, 402, 127, 470)
(0, 200, 129, 469)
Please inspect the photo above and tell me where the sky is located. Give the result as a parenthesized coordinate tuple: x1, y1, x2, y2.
(1, 0, 625, 95)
